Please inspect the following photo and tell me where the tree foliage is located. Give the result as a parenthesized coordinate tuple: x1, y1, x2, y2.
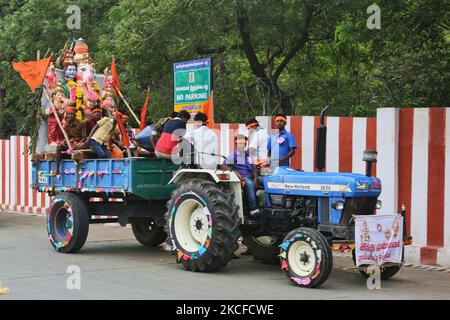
(0, 0, 448, 138)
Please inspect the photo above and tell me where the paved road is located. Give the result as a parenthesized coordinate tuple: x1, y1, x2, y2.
(0, 212, 449, 300)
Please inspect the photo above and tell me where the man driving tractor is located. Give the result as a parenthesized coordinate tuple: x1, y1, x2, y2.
(222, 134, 260, 218)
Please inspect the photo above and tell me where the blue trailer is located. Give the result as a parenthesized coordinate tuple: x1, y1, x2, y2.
(32, 157, 178, 252)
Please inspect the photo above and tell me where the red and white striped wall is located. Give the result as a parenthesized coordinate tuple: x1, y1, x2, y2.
(1, 109, 449, 267)
(377, 108, 450, 267)
(0, 136, 51, 215)
(197, 115, 377, 174)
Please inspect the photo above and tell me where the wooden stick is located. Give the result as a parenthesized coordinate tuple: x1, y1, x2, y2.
(125, 145, 132, 158)
(43, 88, 73, 150)
(114, 86, 141, 126)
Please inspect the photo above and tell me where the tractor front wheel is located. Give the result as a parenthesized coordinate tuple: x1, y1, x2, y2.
(280, 227, 333, 288)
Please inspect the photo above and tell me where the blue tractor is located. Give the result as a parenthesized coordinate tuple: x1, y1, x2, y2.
(34, 108, 403, 288)
(166, 109, 402, 288)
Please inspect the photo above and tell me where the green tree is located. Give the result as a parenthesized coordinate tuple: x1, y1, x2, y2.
(0, 0, 118, 138)
(0, 0, 448, 139)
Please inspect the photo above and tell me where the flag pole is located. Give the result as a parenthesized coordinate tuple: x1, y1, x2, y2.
(42, 87, 73, 151)
(140, 87, 150, 130)
(114, 85, 141, 126)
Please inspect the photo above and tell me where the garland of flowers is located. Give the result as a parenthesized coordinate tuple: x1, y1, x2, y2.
(65, 80, 83, 121)
(75, 85, 83, 121)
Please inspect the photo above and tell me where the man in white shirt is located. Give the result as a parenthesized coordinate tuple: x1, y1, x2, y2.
(187, 112, 219, 169)
(246, 117, 269, 169)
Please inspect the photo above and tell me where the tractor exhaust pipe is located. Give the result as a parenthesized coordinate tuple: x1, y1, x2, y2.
(362, 150, 377, 177)
(315, 106, 329, 171)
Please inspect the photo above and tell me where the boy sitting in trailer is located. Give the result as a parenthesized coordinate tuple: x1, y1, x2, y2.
(87, 115, 117, 159)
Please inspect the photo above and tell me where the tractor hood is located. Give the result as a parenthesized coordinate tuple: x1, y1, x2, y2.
(264, 167, 381, 197)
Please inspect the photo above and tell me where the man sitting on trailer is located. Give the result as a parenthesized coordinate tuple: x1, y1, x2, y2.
(84, 106, 102, 139)
(155, 110, 190, 160)
(150, 111, 178, 148)
(54, 105, 86, 176)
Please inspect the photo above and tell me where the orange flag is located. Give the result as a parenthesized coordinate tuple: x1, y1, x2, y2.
(140, 88, 150, 130)
(203, 91, 214, 128)
(114, 111, 130, 148)
(111, 55, 120, 95)
(11, 53, 53, 92)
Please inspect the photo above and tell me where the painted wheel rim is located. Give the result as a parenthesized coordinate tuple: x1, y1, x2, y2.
(174, 198, 209, 253)
(54, 207, 73, 242)
(48, 199, 74, 250)
(288, 241, 316, 277)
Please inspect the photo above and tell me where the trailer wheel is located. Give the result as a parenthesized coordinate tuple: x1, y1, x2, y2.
(242, 235, 283, 265)
(131, 219, 167, 247)
(166, 178, 240, 272)
(352, 249, 403, 280)
(280, 228, 333, 288)
(47, 193, 89, 253)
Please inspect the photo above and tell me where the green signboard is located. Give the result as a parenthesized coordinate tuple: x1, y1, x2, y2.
(173, 58, 212, 115)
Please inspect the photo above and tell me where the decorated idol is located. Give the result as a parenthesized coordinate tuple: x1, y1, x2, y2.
(59, 38, 101, 121)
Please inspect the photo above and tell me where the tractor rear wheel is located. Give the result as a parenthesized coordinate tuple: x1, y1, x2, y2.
(242, 235, 283, 265)
(166, 178, 240, 272)
(280, 227, 333, 288)
(47, 193, 89, 253)
(131, 219, 167, 247)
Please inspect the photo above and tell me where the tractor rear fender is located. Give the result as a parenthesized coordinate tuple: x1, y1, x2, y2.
(169, 169, 244, 222)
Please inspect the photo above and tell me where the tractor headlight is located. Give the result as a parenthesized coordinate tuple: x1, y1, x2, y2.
(375, 200, 382, 209)
(332, 201, 345, 210)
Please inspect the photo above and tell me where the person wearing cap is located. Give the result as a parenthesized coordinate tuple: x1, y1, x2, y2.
(155, 110, 190, 160)
(222, 135, 260, 218)
(54, 105, 86, 175)
(186, 112, 219, 169)
(267, 114, 297, 167)
(246, 117, 269, 168)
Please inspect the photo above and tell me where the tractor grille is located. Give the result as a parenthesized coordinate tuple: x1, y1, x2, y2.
(340, 197, 377, 225)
